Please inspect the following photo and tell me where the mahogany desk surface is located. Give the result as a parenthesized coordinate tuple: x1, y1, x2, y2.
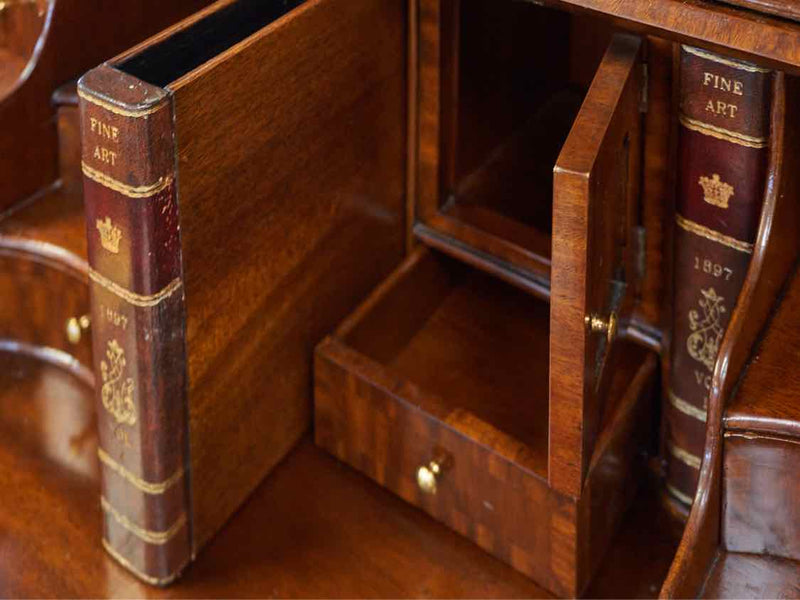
(0, 351, 680, 598)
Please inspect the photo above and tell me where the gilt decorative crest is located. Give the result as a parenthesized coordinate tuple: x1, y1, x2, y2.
(96, 217, 122, 254)
(100, 339, 136, 426)
(698, 174, 734, 209)
(686, 287, 726, 371)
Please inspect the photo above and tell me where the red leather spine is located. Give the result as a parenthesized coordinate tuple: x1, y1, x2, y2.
(665, 46, 772, 505)
(78, 65, 191, 585)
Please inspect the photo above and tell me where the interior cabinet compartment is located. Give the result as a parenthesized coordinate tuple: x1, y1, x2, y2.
(415, 0, 616, 292)
(315, 248, 657, 596)
(317, 8, 650, 592)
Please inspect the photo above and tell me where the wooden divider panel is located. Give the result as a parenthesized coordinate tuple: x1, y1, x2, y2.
(550, 34, 644, 497)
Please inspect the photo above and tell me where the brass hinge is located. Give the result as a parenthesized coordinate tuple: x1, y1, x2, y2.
(640, 63, 649, 113)
(634, 225, 647, 281)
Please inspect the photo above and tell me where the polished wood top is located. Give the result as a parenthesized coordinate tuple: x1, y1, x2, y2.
(727, 270, 800, 437)
(0, 351, 681, 597)
(543, 0, 800, 71)
(701, 551, 800, 598)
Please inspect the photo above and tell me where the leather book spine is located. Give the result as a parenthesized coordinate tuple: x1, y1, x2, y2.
(78, 65, 191, 585)
(665, 46, 772, 505)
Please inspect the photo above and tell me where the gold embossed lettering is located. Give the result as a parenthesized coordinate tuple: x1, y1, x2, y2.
(101, 305, 129, 330)
(93, 146, 118, 166)
(693, 256, 734, 280)
(89, 116, 119, 141)
(705, 100, 738, 118)
(114, 426, 132, 447)
(703, 72, 744, 97)
(694, 369, 712, 391)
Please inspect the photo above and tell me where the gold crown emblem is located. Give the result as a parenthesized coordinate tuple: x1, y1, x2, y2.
(698, 173, 734, 209)
(96, 217, 122, 254)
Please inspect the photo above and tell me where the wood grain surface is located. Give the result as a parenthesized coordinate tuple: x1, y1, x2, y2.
(165, 0, 408, 550)
(700, 551, 800, 598)
(0, 350, 680, 598)
(717, 0, 800, 22)
(315, 247, 660, 596)
(539, 0, 800, 72)
(728, 254, 800, 438)
(723, 432, 800, 561)
(550, 33, 643, 497)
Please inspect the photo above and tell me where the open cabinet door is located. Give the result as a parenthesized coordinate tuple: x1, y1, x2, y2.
(549, 34, 644, 497)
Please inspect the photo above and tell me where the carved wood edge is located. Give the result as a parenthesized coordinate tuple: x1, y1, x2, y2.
(0, 0, 50, 105)
(536, 0, 800, 73)
(660, 71, 800, 597)
(0, 234, 88, 280)
(0, 339, 94, 387)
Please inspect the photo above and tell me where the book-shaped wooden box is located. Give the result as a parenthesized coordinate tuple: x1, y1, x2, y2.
(78, 0, 407, 584)
(315, 1, 659, 596)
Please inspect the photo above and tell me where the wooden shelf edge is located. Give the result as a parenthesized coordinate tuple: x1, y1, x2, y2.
(542, 0, 800, 72)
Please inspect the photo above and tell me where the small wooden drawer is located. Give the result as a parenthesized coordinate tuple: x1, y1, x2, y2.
(318, 5, 656, 596)
(315, 249, 657, 597)
(0, 247, 91, 370)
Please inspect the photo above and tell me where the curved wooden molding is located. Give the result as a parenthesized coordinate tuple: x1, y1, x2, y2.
(0, 0, 212, 211)
(661, 71, 800, 597)
(540, 0, 800, 72)
(0, 1, 48, 99)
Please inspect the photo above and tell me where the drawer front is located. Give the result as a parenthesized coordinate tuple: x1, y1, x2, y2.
(551, 34, 645, 497)
(315, 339, 577, 597)
(0, 248, 91, 369)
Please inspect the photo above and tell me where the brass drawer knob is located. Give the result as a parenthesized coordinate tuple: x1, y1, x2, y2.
(585, 311, 618, 344)
(416, 450, 451, 495)
(66, 315, 91, 345)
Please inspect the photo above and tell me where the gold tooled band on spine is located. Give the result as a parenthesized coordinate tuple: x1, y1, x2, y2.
(82, 162, 173, 199)
(101, 497, 187, 545)
(97, 447, 184, 494)
(102, 539, 187, 586)
(666, 484, 694, 506)
(679, 114, 768, 148)
(668, 443, 702, 470)
(77, 88, 164, 118)
(681, 45, 769, 73)
(675, 214, 754, 253)
(668, 390, 708, 423)
(88, 268, 182, 308)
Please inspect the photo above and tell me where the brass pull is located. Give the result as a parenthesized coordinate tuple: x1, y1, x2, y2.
(416, 450, 451, 495)
(66, 315, 91, 345)
(585, 311, 618, 345)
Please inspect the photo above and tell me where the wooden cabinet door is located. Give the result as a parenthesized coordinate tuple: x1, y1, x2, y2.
(549, 34, 644, 497)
